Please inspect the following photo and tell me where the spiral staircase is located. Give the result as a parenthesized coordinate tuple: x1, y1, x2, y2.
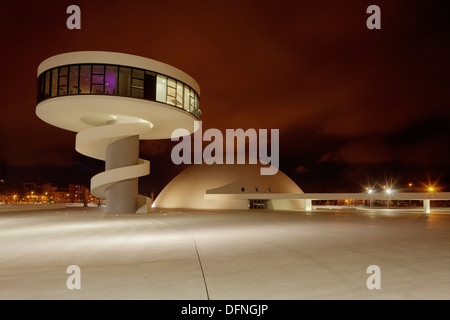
(76, 121, 152, 213)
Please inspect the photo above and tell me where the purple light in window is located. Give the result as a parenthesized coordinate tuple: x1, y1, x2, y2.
(105, 68, 117, 95)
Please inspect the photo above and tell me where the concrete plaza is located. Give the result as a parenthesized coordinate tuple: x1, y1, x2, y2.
(0, 206, 449, 299)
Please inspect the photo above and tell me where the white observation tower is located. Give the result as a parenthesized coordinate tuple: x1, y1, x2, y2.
(36, 51, 201, 213)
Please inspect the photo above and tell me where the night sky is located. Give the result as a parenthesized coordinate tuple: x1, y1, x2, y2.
(0, 0, 449, 195)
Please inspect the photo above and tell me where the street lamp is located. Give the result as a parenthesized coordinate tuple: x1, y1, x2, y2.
(407, 182, 413, 204)
(367, 188, 374, 208)
(385, 188, 392, 208)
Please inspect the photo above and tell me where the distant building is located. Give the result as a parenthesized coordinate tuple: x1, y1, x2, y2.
(68, 184, 87, 203)
(51, 188, 70, 203)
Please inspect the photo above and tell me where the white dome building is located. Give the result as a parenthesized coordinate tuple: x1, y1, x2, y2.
(153, 164, 305, 211)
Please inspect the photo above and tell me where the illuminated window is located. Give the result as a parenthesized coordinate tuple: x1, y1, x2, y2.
(176, 81, 183, 108)
(51, 69, 58, 97)
(92, 65, 104, 75)
(91, 65, 105, 94)
(156, 74, 167, 103)
(44, 70, 50, 98)
(79, 65, 91, 94)
(183, 85, 190, 112)
(105, 66, 117, 95)
(118, 67, 131, 96)
(58, 67, 68, 96)
(38, 64, 200, 119)
(194, 92, 199, 117)
(167, 78, 176, 106)
(69, 65, 79, 94)
(189, 88, 196, 112)
(131, 68, 144, 98)
(92, 75, 104, 85)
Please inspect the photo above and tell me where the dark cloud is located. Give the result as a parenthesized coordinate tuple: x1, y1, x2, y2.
(295, 165, 309, 174)
(318, 138, 394, 164)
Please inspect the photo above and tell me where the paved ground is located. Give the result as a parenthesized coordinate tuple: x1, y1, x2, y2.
(0, 206, 449, 300)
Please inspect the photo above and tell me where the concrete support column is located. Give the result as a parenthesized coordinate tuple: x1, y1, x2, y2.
(105, 135, 139, 213)
(423, 199, 431, 214)
(305, 199, 312, 211)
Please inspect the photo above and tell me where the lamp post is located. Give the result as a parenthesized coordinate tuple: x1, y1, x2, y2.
(367, 187, 373, 208)
(408, 183, 412, 205)
(386, 188, 392, 209)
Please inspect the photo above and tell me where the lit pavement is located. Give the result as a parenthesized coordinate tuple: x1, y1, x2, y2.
(0, 206, 449, 299)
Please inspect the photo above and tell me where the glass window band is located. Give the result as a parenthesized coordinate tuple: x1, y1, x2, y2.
(37, 63, 200, 119)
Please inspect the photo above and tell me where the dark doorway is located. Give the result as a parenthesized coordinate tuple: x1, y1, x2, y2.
(249, 199, 267, 209)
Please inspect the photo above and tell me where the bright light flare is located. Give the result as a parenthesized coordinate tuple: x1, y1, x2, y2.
(419, 174, 441, 193)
